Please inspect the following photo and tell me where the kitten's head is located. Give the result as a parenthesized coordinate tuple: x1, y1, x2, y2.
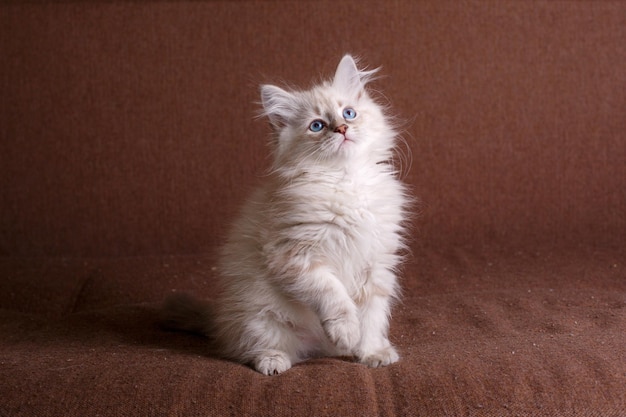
(260, 55, 397, 172)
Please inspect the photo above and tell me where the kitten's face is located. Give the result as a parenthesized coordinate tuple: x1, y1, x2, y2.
(277, 86, 385, 162)
(261, 55, 393, 168)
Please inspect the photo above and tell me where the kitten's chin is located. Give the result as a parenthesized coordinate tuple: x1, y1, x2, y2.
(341, 136, 355, 145)
(334, 133, 357, 151)
(329, 138, 363, 162)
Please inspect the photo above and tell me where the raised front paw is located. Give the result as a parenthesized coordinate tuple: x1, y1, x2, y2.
(323, 313, 361, 353)
(358, 346, 400, 368)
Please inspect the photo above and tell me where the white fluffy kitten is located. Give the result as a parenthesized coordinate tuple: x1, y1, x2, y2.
(164, 55, 410, 375)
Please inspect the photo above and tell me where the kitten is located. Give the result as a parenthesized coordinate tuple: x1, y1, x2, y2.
(163, 55, 410, 375)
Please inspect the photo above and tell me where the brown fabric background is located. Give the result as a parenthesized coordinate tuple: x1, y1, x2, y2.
(1, 1, 625, 416)
(2, 0, 624, 257)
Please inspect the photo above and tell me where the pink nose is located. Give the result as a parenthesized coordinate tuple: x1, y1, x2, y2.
(334, 124, 348, 135)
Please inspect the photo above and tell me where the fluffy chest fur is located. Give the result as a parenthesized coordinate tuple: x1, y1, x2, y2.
(261, 164, 406, 298)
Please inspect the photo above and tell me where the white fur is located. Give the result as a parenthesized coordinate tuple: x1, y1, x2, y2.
(164, 55, 410, 375)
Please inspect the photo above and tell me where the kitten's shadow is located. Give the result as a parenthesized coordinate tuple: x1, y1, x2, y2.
(67, 303, 222, 361)
(66, 303, 359, 374)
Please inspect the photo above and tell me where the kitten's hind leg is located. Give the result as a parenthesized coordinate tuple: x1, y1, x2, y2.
(239, 307, 304, 375)
(254, 349, 292, 376)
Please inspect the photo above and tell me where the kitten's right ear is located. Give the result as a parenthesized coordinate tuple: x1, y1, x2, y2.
(260, 84, 296, 128)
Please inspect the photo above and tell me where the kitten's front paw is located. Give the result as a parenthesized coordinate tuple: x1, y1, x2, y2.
(359, 346, 400, 368)
(323, 314, 361, 353)
(254, 350, 292, 376)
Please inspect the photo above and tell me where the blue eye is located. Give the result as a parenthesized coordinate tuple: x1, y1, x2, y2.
(343, 107, 357, 120)
(309, 120, 325, 132)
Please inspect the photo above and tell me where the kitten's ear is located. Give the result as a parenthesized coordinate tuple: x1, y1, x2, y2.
(332, 54, 378, 96)
(260, 84, 297, 128)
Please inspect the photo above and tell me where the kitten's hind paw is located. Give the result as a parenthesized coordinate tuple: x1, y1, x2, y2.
(254, 350, 292, 376)
(359, 346, 399, 368)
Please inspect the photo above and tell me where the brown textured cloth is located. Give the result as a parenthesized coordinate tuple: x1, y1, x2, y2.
(1, 1, 625, 416)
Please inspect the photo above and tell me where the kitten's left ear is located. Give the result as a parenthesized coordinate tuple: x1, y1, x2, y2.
(332, 54, 377, 96)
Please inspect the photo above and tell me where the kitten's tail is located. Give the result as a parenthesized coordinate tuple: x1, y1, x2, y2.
(160, 292, 215, 336)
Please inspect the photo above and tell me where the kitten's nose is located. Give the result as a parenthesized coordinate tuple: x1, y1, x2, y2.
(334, 124, 348, 135)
